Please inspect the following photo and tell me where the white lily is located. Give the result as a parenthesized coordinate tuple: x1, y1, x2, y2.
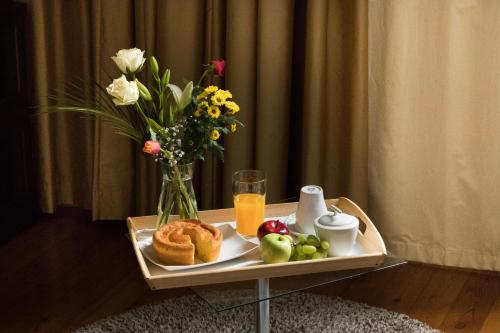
(168, 81, 193, 111)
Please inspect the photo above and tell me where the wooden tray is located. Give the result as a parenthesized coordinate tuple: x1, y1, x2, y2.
(127, 197, 386, 290)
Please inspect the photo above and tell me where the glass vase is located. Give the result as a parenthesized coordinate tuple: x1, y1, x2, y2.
(157, 162, 199, 228)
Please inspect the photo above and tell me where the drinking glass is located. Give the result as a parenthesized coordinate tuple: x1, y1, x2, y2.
(232, 170, 266, 236)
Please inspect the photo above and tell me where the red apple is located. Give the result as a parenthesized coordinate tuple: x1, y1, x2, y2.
(257, 220, 290, 241)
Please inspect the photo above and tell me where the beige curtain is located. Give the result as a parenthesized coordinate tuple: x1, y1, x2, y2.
(369, 0, 500, 270)
(29, 0, 368, 219)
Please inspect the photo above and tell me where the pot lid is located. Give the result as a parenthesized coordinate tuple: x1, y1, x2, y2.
(315, 211, 358, 229)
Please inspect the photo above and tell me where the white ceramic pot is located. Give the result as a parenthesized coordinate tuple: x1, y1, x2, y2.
(314, 210, 359, 257)
(295, 185, 328, 235)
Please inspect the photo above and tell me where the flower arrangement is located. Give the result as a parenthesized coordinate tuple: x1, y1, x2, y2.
(52, 48, 242, 227)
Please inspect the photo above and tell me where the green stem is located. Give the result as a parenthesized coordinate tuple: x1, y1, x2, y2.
(157, 78, 164, 117)
(173, 165, 198, 218)
(196, 66, 214, 87)
(157, 163, 199, 228)
(134, 102, 149, 132)
(157, 177, 175, 228)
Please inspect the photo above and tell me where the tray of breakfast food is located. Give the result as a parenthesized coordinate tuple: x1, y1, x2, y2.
(127, 195, 387, 290)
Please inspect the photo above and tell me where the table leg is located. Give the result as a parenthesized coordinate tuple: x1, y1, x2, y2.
(255, 278, 270, 333)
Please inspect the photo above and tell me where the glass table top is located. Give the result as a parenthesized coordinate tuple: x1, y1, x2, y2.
(191, 255, 406, 312)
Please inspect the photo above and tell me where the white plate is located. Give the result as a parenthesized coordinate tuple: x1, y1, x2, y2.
(137, 224, 259, 271)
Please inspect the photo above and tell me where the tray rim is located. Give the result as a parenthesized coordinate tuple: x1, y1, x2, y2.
(127, 197, 387, 290)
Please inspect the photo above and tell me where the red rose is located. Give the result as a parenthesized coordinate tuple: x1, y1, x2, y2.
(210, 59, 225, 77)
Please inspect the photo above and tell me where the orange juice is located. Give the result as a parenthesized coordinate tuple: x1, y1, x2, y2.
(234, 193, 265, 236)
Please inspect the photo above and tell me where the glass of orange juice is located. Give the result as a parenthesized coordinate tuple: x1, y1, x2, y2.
(232, 170, 266, 236)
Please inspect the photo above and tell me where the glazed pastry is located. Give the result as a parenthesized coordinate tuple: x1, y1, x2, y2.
(152, 220, 222, 265)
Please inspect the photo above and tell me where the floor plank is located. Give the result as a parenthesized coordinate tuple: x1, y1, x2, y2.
(338, 266, 401, 305)
(407, 267, 471, 329)
(479, 293, 500, 333)
(439, 272, 500, 333)
(370, 263, 435, 314)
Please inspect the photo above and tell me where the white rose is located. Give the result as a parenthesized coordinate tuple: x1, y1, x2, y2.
(111, 48, 145, 74)
(106, 75, 139, 106)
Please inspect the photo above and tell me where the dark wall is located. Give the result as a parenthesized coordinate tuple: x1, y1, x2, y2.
(0, 1, 38, 243)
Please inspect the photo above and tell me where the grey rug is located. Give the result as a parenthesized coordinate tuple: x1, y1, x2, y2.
(75, 292, 440, 333)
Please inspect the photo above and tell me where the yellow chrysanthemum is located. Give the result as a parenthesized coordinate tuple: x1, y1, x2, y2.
(224, 101, 240, 115)
(196, 86, 219, 101)
(210, 129, 220, 140)
(229, 123, 237, 133)
(211, 89, 232, 106)
(196, 91, 209, 101)
(194, 101, 208, 117)
(207, 105, 221, 119)
(204, 85, 219, 94)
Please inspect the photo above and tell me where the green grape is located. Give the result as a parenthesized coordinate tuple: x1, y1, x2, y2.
(320, 240, 330, 250)
(318, 249, 328, 258)
(312, 252, 322, 260)
(296, 253, 306, 261)
(297, 234, 307, 244)
(302, 245, 317, 255)
(296, 244, 304, 255)
(306, 235, 321, 247)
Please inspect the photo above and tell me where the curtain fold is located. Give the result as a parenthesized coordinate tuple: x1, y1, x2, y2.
(369, 0, 500, 270)
(301, 0, 368, 208)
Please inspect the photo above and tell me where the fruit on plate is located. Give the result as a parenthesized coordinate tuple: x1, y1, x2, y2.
(257, 219, 290, 241)
(290, 234, 329, 261)
(259, 233, 293, 264)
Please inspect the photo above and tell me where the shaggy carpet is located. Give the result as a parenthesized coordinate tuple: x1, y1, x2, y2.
(75, 292, 440, 333)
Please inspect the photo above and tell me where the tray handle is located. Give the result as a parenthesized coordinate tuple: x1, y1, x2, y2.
(127, 218, 153, 283)
(333, 197, 387, 256)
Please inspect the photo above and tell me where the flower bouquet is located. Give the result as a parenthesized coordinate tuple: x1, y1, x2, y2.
(52, 48, 242, 228)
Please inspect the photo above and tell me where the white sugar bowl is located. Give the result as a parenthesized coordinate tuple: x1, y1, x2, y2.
(314, 209, 359, 257)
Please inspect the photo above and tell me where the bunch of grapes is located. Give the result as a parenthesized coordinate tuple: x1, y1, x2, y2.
(290, 234, 329, 261)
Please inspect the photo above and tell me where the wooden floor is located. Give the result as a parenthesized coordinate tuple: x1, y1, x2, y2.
(0, 207, 498, 333)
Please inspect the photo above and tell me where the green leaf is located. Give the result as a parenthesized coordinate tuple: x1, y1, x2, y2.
(212, 141, 224, 151)
(179, 81, 193, 110)
(49, 106, 144, 142)
(145, 116, 162, 133)
(169, 103, 177, 124)
(167, 82, 193, 112)
(167, 84, 183, 106)
(159, 107, 166, 126)
(45, 77, 151, 144)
